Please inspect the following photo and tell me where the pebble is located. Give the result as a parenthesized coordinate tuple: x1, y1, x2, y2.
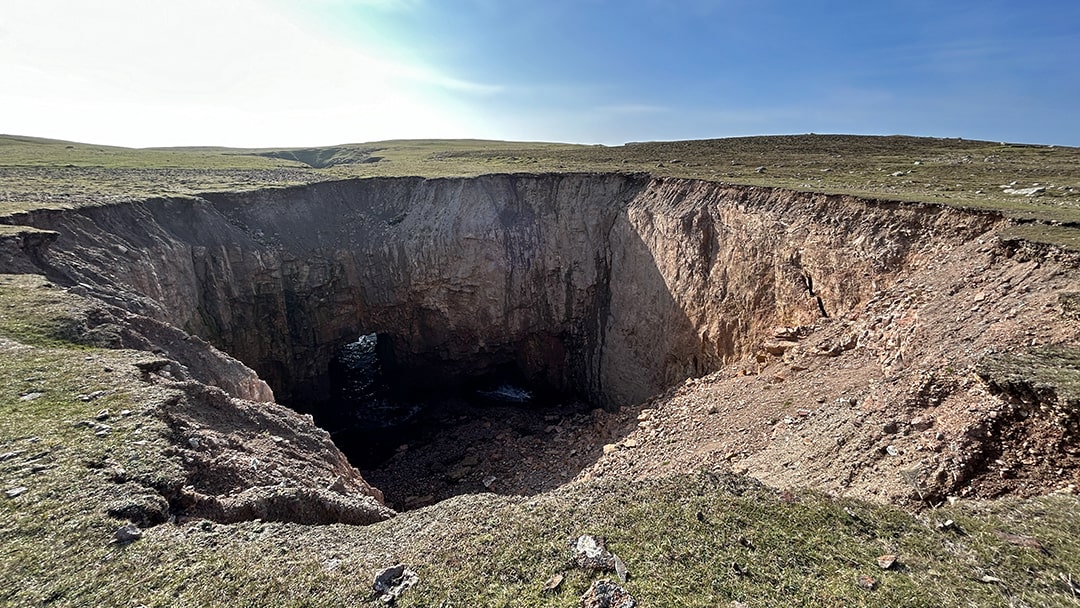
(876, 554, 898, 570)
(372, 564, 419, 603)
(5, 487, 28, 499)
(113, 524, 142, 544)
(572, 535, 617, 570)
(581, 579, 636, 608)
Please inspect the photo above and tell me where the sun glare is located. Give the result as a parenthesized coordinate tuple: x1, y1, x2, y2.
(0, 0, 481, 147)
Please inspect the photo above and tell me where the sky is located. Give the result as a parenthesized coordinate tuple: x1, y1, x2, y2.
(1, 0, 1078, 148)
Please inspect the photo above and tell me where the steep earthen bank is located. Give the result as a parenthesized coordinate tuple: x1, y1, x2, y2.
(4, 173, 1077, 509)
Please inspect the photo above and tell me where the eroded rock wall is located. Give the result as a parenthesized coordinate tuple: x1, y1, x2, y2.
(2, 174, 1000, 409)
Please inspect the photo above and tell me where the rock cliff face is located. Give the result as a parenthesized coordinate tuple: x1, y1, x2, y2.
(2, 174, 999, 411)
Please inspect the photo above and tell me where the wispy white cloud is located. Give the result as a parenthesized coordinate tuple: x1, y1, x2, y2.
(0, 0, 498, 146)
(302, 0, 426, 11)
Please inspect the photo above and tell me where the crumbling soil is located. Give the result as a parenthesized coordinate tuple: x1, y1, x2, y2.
(340, 234, 1080, 512)
(580, 235, 1080, 507)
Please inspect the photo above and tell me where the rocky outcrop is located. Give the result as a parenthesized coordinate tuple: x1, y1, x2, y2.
(1, 174, 1000, 411)
(155, 379, 391, 524)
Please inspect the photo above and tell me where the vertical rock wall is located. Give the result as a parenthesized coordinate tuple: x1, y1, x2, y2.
(1, 174, 1000, 408)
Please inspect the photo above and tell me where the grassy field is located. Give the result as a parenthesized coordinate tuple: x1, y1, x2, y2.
(3, 133, 1080, 225)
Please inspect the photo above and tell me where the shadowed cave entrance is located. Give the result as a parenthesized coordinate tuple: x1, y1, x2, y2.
(301, 332, 613, 511)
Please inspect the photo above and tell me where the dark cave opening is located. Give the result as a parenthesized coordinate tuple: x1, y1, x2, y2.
(296, 333, 605, 510)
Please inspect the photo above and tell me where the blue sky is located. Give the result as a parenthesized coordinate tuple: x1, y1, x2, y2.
(2, 0, 1077, 147)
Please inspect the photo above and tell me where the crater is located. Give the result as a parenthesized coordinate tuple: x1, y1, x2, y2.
(9, 173, 1004, 510)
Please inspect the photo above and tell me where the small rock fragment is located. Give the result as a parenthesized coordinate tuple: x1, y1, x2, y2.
(5, 486, 28, 499)
(613, 553, 629, 583)
(372, 564, 419, 603)
(910, 416, 934, 431)
(979, 574, 1003, 584)
(81, 390, 108, 402)
(543, 573, 564, 593)
(113, 524, 142, 544)
(482, 475, 497, 489)
(580, 579, 636, 608)
(573, 535, 617, 570)
(1002, 186, 1044, 196)
(19, 392, 44, 402)
(936, 519, 962, 533)
(876, 554, 897, 570)
(995, 531, 1049, 554)
(602, 444, 618, 455)
(763, 340, 798, 356)
(858, 574, 878, 590)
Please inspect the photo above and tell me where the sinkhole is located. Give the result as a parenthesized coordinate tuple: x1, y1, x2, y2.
(19, 173, 957, 510)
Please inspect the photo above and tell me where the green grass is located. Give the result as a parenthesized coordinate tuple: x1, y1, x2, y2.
(3, 133, 1079, 228)
(0, 275, 99, 348)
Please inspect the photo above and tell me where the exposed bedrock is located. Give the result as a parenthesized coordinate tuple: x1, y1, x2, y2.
(2, 174, 1000, 411)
